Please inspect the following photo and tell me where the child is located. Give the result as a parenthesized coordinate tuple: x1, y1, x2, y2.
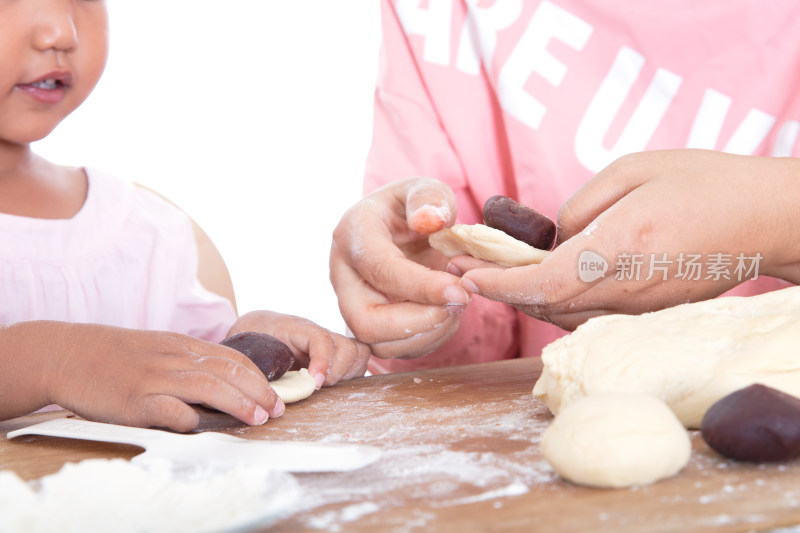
(0, 0, 370, 432)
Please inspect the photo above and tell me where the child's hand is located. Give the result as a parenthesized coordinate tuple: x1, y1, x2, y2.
(1, 321, 284, 432)
(228, 311, 371, 388)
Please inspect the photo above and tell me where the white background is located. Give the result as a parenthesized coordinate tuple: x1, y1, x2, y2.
(33, 2, 382, 333)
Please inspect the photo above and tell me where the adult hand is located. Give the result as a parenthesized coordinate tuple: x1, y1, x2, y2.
(330, 177, 471, 359)
(229, 310, 372, 388)
(455, 150, 800, 330)
(20, 322, 284, 432)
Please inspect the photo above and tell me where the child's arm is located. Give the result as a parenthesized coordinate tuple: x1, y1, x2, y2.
(170, 192, 372, 385)
(0, 321, 283, 431)
(141, 188, 371, 384)
(228, 311, 372, 389)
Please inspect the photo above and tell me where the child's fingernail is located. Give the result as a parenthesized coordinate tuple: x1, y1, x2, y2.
(444, 285, 469, 305)
(460, 278, 479, 295)
(446, 262, 462, 276)
(254, 405, 269, 425)
(273, 399, 286, 418)
(314, 373, 326, 390)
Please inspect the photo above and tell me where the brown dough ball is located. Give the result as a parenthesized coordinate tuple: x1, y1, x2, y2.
(220, 332, 295, 382)
(482, 195, 556, 251)
(700, 384, 800, 462)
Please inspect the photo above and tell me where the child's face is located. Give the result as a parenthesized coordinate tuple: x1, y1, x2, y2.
(0, 0, 109, 145)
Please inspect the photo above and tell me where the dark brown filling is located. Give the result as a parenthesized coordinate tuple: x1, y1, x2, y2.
(482, 195, 556, 251)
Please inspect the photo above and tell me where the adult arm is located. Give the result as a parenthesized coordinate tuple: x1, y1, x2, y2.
(457, 150, 800, 330)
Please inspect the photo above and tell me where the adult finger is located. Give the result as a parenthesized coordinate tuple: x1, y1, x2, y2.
(331, 177, 466, 306)
(403, 177, 458, 234)
(447, 255, 504, 275)
(557, 153, 650, 244)
(369, 306, 463, 359)
(460, 241, 592, 309)
(331, 233, 469, 308)
(333, 252, 465, 344)
(357, 299, 459, 349)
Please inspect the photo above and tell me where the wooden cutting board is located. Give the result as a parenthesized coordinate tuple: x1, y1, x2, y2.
(2, 358, 800, 532)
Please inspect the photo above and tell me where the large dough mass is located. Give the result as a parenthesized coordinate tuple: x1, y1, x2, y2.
(533, 286, 800, 429)
(541, 394, 690, 488)
(429, 224, 550, 267)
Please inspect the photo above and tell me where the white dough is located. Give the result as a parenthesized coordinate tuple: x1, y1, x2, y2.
(541, 394, 690, 488)
(533, 285, 800, 429)
(428, 224, 550, 267)
(271, 368, 316, 403)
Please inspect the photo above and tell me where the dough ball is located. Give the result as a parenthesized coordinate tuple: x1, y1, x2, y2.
(428, 224, 550, 267)
(270, 368, 316, 403)
(701, 384, 800, 462)
(541, 394, 691, 488)
(533, 286, 800, 429)
(482, 195, 556, 251)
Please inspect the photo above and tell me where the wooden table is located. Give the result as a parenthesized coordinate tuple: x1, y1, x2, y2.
(3, 358, 800, 532)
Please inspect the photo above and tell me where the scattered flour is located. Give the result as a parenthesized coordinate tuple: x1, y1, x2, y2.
(306, 502, 381, 532)
(340, 501, 381, 521)
(279, 391, 555, 530)
(435, 481, 529, 507)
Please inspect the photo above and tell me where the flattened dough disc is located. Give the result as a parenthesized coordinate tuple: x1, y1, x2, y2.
(429, 224, 550, 267)
(271, 368, 316, 403)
